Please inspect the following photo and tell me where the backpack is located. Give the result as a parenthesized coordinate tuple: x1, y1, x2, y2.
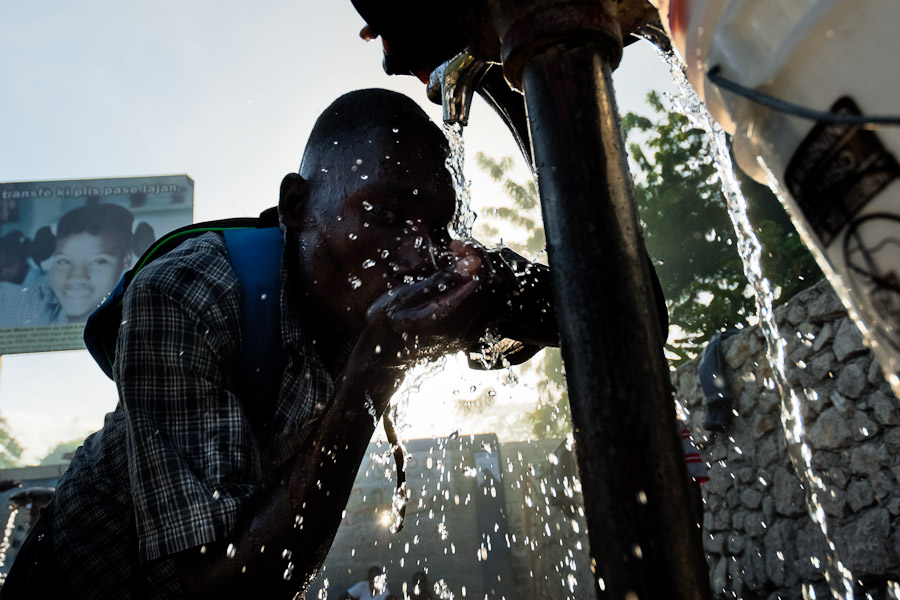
(84, 207, 286, 412)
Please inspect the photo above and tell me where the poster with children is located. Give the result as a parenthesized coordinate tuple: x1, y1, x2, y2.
(0, 175, 194, 355)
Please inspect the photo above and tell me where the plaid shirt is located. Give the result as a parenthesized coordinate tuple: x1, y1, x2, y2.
(49, 232, 341, 599)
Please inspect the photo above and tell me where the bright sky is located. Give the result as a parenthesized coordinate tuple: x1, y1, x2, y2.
(0, 1, 676, 464)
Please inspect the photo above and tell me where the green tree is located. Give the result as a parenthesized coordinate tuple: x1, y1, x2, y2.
(474, 154, 570, 438)
(39, 438, 83, 466)
(622, 91, 820, 361)
(474, 90, 821, 435)
(0, 414, 24, 468)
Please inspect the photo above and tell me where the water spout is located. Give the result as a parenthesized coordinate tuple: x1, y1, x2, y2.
(427, 50, 490, 126)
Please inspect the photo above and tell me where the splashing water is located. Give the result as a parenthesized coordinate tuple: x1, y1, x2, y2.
(388, 482, 409, 534)
(443, 123, 476, 239)
(434, 577, 455, 599)
(0, 508, 19, 583)
(660, 49, 855, 599)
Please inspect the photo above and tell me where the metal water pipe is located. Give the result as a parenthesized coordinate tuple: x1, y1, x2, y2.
(351, 1, 712, 597)
(487, 3, 710, 598)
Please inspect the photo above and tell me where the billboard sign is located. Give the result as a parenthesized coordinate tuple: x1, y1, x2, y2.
(0, 175, 193, 355)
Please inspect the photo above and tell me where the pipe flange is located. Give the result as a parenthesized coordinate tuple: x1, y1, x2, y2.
(495, 1, 623, 90)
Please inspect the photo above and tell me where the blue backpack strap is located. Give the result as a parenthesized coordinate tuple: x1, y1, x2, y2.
(85, 214, 277, 380)
(223, 227, 286, 421)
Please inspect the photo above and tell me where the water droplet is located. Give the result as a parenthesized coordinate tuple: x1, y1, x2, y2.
(282, 549, 292, 560)
(414, 237, 423, 248)
(412, 189, 419, 195)
(361, 174, 369, 180)
(226, 543, 237, 558)
(362, 201, 373, 211)
(348, 276, 362, 289)
(362, 259, 376, 269)
(348, 233, 357, 240)
(355, 158, 363, 165)
(374, 345, 381, 354)
(392, 127, 399, 133)
(637, 490, 648, 504)
(260, 293, 267, 300)
(380, 249, 389, 259)
(212, 490, 221, 500)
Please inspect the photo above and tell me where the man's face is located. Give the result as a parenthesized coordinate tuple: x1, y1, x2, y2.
(288, 127, 456, 331)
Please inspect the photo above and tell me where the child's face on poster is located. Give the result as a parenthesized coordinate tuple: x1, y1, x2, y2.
(49, 232, 131, 321)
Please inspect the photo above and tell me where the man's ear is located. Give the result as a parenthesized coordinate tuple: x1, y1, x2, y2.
(278, 173, 309, 233)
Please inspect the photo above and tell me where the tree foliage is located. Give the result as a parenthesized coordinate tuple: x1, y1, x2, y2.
(474, 90, 821, 436)
(39, 438, 83, 466)
(474, 154, 569, 438)
(0, 414, 24, 468)
(623, 91, 820, 362)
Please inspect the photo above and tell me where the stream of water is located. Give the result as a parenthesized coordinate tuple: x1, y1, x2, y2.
(443, 123, 477, 240)
(0, 507, 19, 584)
(660, 49, 857, 600)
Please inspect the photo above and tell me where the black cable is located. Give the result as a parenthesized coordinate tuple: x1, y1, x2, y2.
(707, 65, 900, 128)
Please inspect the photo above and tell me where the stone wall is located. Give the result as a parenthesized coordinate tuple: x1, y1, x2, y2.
(672, 279, 900, 599)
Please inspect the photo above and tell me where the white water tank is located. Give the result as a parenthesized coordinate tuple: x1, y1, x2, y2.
(651, 0, 900, 396)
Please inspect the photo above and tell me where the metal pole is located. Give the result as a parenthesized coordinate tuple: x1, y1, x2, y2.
(520, 42, 711, 599)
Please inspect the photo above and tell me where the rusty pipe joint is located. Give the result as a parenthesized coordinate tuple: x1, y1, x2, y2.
(486, 0, 624, 90)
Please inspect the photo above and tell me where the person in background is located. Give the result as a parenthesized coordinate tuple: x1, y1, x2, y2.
(408, 571, 435, 600)
(347, 566, 392, 600)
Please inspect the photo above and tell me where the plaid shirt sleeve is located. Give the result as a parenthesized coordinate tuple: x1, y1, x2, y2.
(115, 238, 263, 562)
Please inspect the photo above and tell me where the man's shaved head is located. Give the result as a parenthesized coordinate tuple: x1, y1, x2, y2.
(280, 88, 460, 334)
(299, 88, 448, 180)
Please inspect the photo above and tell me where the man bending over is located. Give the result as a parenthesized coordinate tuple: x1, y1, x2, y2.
(0, 88, 557, 599)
